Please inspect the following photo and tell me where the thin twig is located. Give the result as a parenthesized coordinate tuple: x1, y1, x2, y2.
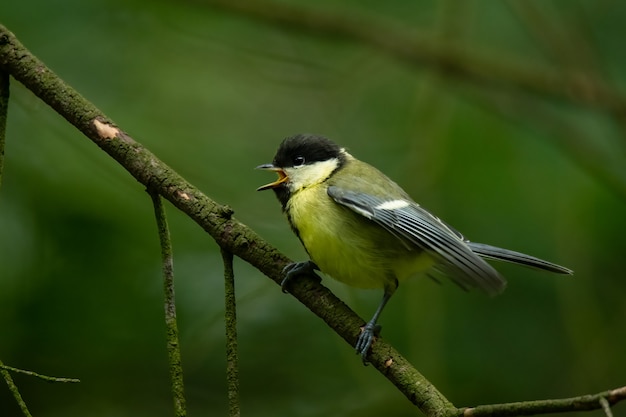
(599, 396, 613, 417)
(150, 191, 187, 417)
(0, 360, 33, 417)
(461, 386, 626, 417)
(0, 364, 80, 383)
(221, 247, 240, 417)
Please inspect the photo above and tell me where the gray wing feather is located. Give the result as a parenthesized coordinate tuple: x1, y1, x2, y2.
(467, 242, 573, 275)
(327, 186, 506, 295)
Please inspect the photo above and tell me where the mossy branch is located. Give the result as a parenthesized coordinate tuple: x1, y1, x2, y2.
(222, 247, 240, 417)
(0, 22, 452, 415)
(1, 23, 625, 417)
(0, 360, 33, 417)
(150, 191, 187, 417)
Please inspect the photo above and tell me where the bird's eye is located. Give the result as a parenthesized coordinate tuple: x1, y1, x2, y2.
(293, 156, 305, 166)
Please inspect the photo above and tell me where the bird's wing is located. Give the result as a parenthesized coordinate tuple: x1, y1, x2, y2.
(327, 186, 506, 295)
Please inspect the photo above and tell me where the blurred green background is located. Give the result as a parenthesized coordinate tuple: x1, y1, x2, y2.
(1, 1, 625, 416)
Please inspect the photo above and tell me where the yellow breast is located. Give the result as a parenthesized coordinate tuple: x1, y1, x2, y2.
(286, 184, 434, 289)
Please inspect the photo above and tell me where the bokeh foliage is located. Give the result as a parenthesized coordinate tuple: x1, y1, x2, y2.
(1, 0, 625, 416)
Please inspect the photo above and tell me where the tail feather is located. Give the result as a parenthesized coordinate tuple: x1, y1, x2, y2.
(467, 242, 573, 275)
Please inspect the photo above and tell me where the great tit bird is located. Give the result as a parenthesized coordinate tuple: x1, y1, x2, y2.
(257, 134, 572, 363)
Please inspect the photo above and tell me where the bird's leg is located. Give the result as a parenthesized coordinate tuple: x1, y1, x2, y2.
(281, 260, 320, 293)
(356, 286, 395, 365)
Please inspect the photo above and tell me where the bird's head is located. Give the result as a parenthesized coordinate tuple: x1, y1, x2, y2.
(257, 134, 346, 205)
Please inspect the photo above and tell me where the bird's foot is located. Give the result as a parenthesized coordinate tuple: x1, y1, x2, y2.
(280, 261, 320, 293)
(356, 321, 382, 365)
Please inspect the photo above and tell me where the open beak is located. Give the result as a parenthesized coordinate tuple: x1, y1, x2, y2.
(256, 164, 288, 191)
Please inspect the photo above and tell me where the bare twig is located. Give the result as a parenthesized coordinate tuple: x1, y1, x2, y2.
(0, 364, 79, 383)
(150, 191, 187, 417)
(461, 386, 626, 417)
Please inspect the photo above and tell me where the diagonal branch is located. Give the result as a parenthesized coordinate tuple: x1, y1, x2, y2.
(0, 23, 454, 416)
(1, 24, 625, 417)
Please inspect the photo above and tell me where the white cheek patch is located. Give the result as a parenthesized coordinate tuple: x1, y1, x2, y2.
(375, 199, 411, 210)
(286, 158, 340, 191)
